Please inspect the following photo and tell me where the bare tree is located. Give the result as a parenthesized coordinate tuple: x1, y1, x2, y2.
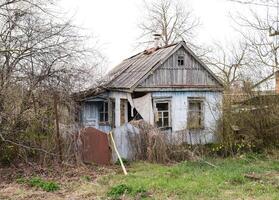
(205, 42, 249, 91)
(228, 0, 277, 7)
(138, 0, 200, 47)
(0, 0, 102, 164)
(229, 0, 279, 35)
(233, 2, 279, 80)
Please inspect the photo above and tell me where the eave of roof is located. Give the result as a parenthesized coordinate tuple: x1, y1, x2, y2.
(72, 86, 107, 102)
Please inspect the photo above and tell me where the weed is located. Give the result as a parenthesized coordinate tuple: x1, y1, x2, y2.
(107, 184, 132, 199)
(81, 175, 91, 182)
(115, 158, 129, 166)
(17, 176, 59, 192)
(229, 176, 246, 185)
(16, 177, 25, 184)
(134, 186, 148, 198)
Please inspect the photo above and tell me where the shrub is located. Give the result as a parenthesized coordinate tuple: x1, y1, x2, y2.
(0, 144, 18, 165)
(128, 120, 169, 163)
(219, 92, 279, 156)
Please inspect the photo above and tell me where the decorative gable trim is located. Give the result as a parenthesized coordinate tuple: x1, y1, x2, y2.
(132, 41, 223, 91)
(180, 42, 223, 87)
(130, 42, 185, 92)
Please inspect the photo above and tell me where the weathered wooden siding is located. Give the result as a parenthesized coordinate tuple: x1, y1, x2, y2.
(152, 91, 222, 144)
(138, 47, 220, 88)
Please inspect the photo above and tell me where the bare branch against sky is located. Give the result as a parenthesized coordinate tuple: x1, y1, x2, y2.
(231, 0, 279, 80)
(228, 0, 277, 7)
(138, 0, 200, 47)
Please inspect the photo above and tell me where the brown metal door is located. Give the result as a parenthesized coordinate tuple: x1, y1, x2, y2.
(81, 127, 111, 165)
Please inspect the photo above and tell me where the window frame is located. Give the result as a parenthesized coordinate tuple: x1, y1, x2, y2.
(154, 98, 172, 129)
(99, 101, 109, 124)
(187, 97, 205, 130)
(177, 54, 185, 66)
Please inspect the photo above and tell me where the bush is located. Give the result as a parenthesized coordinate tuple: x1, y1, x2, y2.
(128, 120, 169, 163)
(219, 92, 279, 156)
(0, 144, 18, 165)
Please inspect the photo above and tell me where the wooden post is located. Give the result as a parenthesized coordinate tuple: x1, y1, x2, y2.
(54, 92, 63, 164)
(124, 100, 128, 123)
(109, 132, 127, 175)
(115, 96, 121, 127)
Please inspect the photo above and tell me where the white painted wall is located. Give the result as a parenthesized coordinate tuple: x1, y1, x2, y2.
(81, 90, 223, 144)
(152, 91, 223, 144)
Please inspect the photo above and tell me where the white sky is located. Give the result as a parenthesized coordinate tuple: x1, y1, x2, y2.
(59, 0, 249, 71)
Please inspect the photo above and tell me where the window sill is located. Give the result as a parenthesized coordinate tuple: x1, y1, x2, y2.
(99, 122, 110, 126)
(188, 127, 205, 131)
(159, 127, 172, 131)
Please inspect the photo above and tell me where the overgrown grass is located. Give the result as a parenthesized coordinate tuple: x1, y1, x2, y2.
(101, 154, 279, 199)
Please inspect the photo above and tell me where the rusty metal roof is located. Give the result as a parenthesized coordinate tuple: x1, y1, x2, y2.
(105, 43, 178, 90)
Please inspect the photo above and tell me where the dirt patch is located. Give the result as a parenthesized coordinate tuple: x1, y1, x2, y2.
(0, 163, 117, 200)
(0, 163, 114, 182)
(244, 171, 279, 185)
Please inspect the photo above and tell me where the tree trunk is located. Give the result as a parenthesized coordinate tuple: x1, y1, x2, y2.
(54, 93, 63, 164)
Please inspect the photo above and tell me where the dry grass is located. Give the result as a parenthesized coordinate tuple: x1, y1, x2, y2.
(129, 120, 169, 163)
(0, 163, 115, 200)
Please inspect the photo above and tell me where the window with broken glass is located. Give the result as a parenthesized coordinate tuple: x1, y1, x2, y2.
(155, 100, 171, 129)
(99, 101, 109, 124)
(187, 97, 204, 129)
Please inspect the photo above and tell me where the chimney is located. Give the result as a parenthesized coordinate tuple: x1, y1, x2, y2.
(153, 33, 161, 48)
(276, 71, 279, 94)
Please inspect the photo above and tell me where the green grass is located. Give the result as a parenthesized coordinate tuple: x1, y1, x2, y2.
(100, 155, 279, 200)
(16, 176, 60, 192)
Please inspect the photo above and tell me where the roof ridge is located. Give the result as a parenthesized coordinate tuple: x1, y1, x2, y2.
(124, 42, 179, 61)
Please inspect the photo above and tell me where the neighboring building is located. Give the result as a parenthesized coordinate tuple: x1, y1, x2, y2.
(75, 41, 223, 144)
(252, 71, 279, 94)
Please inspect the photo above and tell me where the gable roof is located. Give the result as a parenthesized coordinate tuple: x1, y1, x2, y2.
(106, 43, 177, 90)
(105, 41, 223, 92)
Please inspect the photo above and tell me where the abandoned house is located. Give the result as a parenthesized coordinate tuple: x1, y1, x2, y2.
(76, 41, 223, 146)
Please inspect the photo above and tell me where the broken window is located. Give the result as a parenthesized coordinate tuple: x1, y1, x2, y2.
(154, 100, 171, 129)
(177, 55, 185, 66)
(99, 101, 109, 124)
(187, 97, 204, 129)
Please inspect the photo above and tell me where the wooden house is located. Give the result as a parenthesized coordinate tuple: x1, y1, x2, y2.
(76, 41, 223, 144)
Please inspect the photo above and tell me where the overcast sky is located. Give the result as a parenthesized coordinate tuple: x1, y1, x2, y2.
(59, 0, 249, 71)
